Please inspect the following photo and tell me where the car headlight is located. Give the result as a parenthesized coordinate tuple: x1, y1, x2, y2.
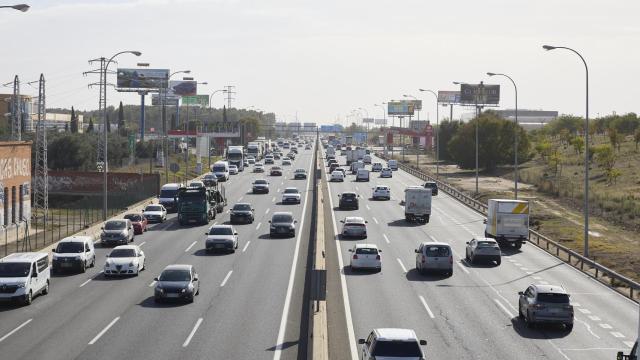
(181, 288, 187, 293)
(16, 283, 26, 288)
(75, 256, 82, 260)
(129, 262, 135, 267)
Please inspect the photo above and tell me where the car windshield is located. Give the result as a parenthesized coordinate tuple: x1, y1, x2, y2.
(372, 340, 422, 357)
(160, 189, 178, 198)
(124, 214, 142, 222)
(255, 180, 267, 185)
(272, 215, 293, 223)
(355, 247, 378, 255)
(109, 249, 136, 258)
(233, 204, 252, 211)
(425, 246, 450, 257)
(424, 183, 436, 188)
(537, 293, 570, 303)
(229, 166, 237, 169)
(209, 227, 234, 236)
(145, 206, 162, 212)
(295, 169, 305, 173)
(105, 221, 126, 230)
(159, 269, 191, 282)
(213, 165, 227, 172)
(0, 263, 31, 277)
(57, 242, 84, 253)
(342, 193, 356, 199)
(284, 189, 299, 194)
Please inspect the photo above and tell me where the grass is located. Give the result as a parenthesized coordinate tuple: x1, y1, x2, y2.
(113, 153, 221, 186)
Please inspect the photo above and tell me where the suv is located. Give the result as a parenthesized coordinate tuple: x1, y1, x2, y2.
(356, 168, 370, 182)
(270, 166, 283, 176)
(423, 181, 439, 196)
(52, 236, 96, 273)
(415, 242, 453, 276)
(252, 179, 270, 194)
(339, 192, 359, 210)
(465, 237, 501, 265)
(269, 212, 297, 237)
(518, 284, 574, 330)
(359, 328, 427, 360)
(100, 219, 135, 246)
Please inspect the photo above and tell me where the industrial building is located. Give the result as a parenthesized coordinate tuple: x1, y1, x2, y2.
(0, 141, 32, 228)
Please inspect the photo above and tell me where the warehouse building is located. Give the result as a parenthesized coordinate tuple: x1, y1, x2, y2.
(0, 141, 32, 228)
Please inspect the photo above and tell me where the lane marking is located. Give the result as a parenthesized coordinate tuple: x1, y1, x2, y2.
(494, 298, 514, 318)
(266, 208, 270, 214)
(383, 234, 390, 244)
(182, 318, 203, 347)
(456, 261, 471, 274)
(372, 217, 379, 224)
(79, 279, 92, 288)
(578, 308, 591, 314)
(149, 280, 157, 287)
(396, 258, 408, 273)
(185, 241, 197, 252)
(610, 332, 625, 338)
(256, 222, 262, 230)
(138, 241, 146, 247)
(366, 204, 371, 210)
(242, 241, 251, 252)
(88, 316, 120, 345)
(238, 196, 243, 201)
(0, 319, 33, 343)
(272, 196, 276, 202)
(599, 323, 612, 329)
(220, 270, 233, 287)
(588, 315, 601, 321)
(418, 295, 435, 319)
(624, 341, 636, 348)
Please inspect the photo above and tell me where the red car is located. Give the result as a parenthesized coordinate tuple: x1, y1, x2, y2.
(124, 213, 148, 234)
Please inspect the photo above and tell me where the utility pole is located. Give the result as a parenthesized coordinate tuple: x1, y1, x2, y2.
(10, 75, 21, 141)
(84, 57, 111, 172)
(33, 74, 48, 223)
(224, 85, 235, 108)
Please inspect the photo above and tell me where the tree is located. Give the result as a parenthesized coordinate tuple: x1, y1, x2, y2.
(548, 115, 583, 136)
(70, 106, 78, 133)
(593, 144, 617, 173)
(569, 136, 585, 155)
(608, 128, 621, 152)
(87, 118, 94, 133)
(64, 123, 69, 132)
(437, 120, 461, 161)
(117, 101, 125, 136)
(547, 149, 564, 177)
(534, 137, 553, 161)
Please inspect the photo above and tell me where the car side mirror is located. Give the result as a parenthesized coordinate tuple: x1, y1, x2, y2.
(141, 209, 145, 212)
(101, 227, 104, 230)
(138, 253, 143, 257)
(154, 277, 158, 281)
(106, 254, 110, 258)
(365, 221, 368, 224)
(340, 220, 345, 223)
(86, 248, 91, 252)
(616, 351, 623, 360)
(234, 232, 238, 235)
(419, 340, 427, 346)
(205, 232, 209, 235)
(193, 277, 198, 281)
(268, 220, 272, 223)
(378, 250, 382, 253)
(466, 242, 469, 245)
(518, 291, 524, 296)
(294, 220, 298, 223)
(348, 249, 353, 252)
(358, 339, 365, 345)
(414, 249, 419, 253)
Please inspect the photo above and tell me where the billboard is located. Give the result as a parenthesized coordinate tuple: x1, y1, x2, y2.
(168, 80, 197, 96)
(437, 91, 461, 104)
(408, 99, 422, 111)
(362, 118, 374, 124)
(182, 95, 209, 107)
(151, 93, 179, 106)
(460, 84, 500, 105)
(387, 101, 415, 116)
(374, 118, 387, 125)
(117, 68, 169, 89)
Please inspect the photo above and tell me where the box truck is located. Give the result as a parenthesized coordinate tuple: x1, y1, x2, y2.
(404, 186, 432, 223)
(484, 199, 530, 249)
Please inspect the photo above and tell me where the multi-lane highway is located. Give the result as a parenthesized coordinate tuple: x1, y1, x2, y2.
(323, 149, 638, 360)
(0, 146, 315, 360)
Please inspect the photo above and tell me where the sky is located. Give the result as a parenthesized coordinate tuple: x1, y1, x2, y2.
(1, 0, 639, 126)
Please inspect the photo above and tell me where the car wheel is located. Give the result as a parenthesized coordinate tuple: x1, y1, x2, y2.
(495, 258, 501, 266)
(24, 290, 33, 305)
(81, 260, 87, 273)
(91, 256, 96, 267)
(42, 280, 49, 295)
(526, 311, 535, 328)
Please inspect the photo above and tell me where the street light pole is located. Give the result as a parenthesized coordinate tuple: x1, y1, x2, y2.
(487, 72, 519, 199)
(543, 44, 590, 258)
(163, 70, 190, 184)
(359, 107, 369, 144)
(419, 89, 439, 178)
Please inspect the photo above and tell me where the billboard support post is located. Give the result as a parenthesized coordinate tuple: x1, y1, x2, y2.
(139, 91, 146, 142)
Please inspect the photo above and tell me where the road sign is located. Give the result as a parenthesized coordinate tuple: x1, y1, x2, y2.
(170, 163, 180, 173)
(96, 161, 105, 172)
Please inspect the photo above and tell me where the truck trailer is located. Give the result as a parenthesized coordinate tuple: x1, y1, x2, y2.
(404, 186, 432, 223)
(484, 199, 530, 249)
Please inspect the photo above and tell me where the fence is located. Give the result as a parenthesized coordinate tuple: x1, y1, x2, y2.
(375, 152, 640, 302)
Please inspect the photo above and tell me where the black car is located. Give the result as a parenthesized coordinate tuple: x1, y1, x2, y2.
(230, 203, 255, 224)
(339, 192, 359, 210)
(203, 175, 218, 187)
(424, 181, 438, 196)
(269, 212, 297, 237)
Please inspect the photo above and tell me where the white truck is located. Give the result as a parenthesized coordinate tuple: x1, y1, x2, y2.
(246, 142, 262, 160)
(226, 145, 244, 171)
(484, 199, 530, 249)
(326, 146, 336, 158)
(404, 186, 432, 223)
(345, 149, 366, 165)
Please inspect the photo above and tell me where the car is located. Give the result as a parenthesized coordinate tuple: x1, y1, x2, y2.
(252, 179, 270, 193)
(414, 242, 453, 276)
(264, 155, 275, 164)
(269, 212, 297, 237)
(230, 203, 255, 224)
(336, 168, 347, 177)
(100, 219, 135, 246)
(356, 168, 370, 182)
(363, 154, 372, 164)
(518, 284, 574, 330)
(326, 155, 336, 162)
(423, 181, 438, 196)
(203, 174, 218, 187)
(297, 143, 303, 148)
(329, 163, 341, 174)
(154, 264, 200, 303)
(372, 185, 390, 200)
(287, 152, 296, 159)
(205, 225, 239, 253)
(282, 158, 292, 166)
(104, 245, 145, 276)
(0, 252, 50, 305)
(124, 212, 148, 234)
(380, 168, 393, 178)
(51, 236, 95, 273)
(305, 145, 311, 150)
(254, 163, 265, 173)
(465, 237, 501, 265)
(270, 166, 283, 176)
(387, 159, 398, 170)
(331, 170, 345, 182)
(349, 243, 381, 271)
(359, 328, 427, 360)
(371, 162, 383, 172)
(294, 168, 307, 179)
(282, 187, 301, 204)
(327, 159, 338, 167)
(617, 341, 638, 360)
(243, 159, 250, 167)
(338, 192, 359, 209)
(188, 180, 205, 189)
(142, 204, 167, 223)
(340, 216, 367, 238)
(229, 165, 239, 175)
(247, 156, 256, 164)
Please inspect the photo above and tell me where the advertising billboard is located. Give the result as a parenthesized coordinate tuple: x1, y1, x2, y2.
(362, 118, 374, 124)
(408, 99, 422, 111)
(182, 95, 209, 107)
(437, 91, 461, 104)
(387, 101, 415, 116)
(374, 118, 387, 125)
(168, 80, 197, 96)
(117, 68, 169, 89)
(151, 94, 179, 106)
(459, 84, 500, 105)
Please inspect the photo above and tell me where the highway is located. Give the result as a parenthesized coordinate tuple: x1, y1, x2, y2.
(0, 146, 316, 360)
(323, 149, 639, 360)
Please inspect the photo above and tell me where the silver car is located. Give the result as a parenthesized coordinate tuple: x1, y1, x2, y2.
(205, 225, 239, 253)
(414, 242, 453, 276)
(465, 237, 501, 265)
(340, 217, 368, 238)
(518, 284, 574, 331)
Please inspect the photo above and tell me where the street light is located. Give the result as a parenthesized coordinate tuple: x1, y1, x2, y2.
(487, 72, 519, 199)
(0, 4, 29, 11)
(162, 70, 190, 183)
(543, 44, 590, 258)
(419, 89, 440, 178)
(102, 50, 141, 220)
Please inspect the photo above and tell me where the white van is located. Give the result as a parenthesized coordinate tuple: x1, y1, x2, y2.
(356, 169, 370, 182)
(0, 252, 50, 305)
(212, 160, 230, 182)
(159, 183, 184, 212)
(387, 159, 398, 171)
(52, 236, 96, 273)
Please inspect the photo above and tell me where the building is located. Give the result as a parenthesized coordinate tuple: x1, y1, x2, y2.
(495, 109, 558, 129)
(0, 141, 32, 228)
(1, 94, 83, 133)
(0, 94, 34, 132)
(39, 112, 84, 133)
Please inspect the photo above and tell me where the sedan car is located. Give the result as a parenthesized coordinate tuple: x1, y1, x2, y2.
(340, 217, 368, 238)
(154, 264, 199, 303)
(282, 187, 301, 204)
(104, 245, 145, 276)
(270, 166, 283, 176)
(252, 179, 270, 194)
(247, 157, 256, 164)
(338, 192, 359, 210)
(205, 225, 239, 253)
(142, 204, 167, 223)
(371, 162, 383, 172)
(331, 170, 345, 182)
(349, 243, 381, 271)
(294, 168, 307, 179)
(264, 156, 275, 164)
(254, 163, 265, 173)
(282, 158, 292, 166)
(358, 328, 427, 360)
(269, 212, 297, 237)
(372, 185, 390, 200)
(230, 203, 254, 224)
(305, 145, 311, 150)
(100, 219, 135, 246)
(124, 213, 148, 234)
(465, 237, 501, 265)
(518, 284, 574, 330)
(380, 168, 393, 178)
(229, 165, 239, 175)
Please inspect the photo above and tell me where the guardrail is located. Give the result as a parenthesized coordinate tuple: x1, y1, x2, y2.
(375, 152, 640, 302)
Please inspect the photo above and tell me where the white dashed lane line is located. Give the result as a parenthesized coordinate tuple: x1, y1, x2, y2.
(256, 222, 262, 230)
(396, 258, 408, 273)
(88, 316, 120, 345)
(494, 298, 514, 318)
(79, 279, 92, 288)
(0, 319, 33, 343)
(265, 208, 270, 214)
(182, 318, 203, 347)
(148, 281, 157, 287)
(418, 296, 435, 319)
(383, 234, 390, 244)
(242, 241, 251, 252)
(138, 241, 146, 247)
(220, 270, 233, 287)
(372, 217, 379, 224)
(185, 241, 197, 253)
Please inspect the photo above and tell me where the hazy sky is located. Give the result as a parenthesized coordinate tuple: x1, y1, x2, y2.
(1, 0, 639, 126)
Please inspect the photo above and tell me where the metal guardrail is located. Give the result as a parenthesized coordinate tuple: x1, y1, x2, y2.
(375, 152, 640, 302)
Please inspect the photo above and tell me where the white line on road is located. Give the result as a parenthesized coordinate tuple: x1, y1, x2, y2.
(0, 319, 32, 343)
(355, 186, 359, 191)
(366, 204, 371, 210)
(138, 241, 146, 247)
(256, 222, 262, 230)
(242, 241, 251, 252)
(184, 241, 197, 252)
(588, 315, 601, 321)
(277, 188, 280, 193)
(418, 296, 435, 319)
(494, 298, 514, 318)
(265, 208, 270, 214)
(182, 318, 203, 347)
(383, 234, 390, 244)
(79, 279, 92, 288)
(220, 270, 233, 287)
(272, 196, 276, 202)
(624, 341, 636, 348)
(372, 217, 379, 224)
(238, 196, 243, 201)
(148, 280, 157, 287)
(456, 261, 470, 274)
(396, 258, 408, 273)
(610, 332, 625, 338)
(599, 323, 613, 329)
(429, 234, 438, 242)
(88, 317, 120, 345)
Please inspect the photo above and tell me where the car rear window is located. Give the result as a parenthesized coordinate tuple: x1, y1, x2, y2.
(342, 193, 356, 199)
(284, 189, 299, 194)
(255, 180, 267, 184)
(425, 246, 450, 257)
(372, 340, 422, 357)
(537, 293, 570, 303)
(477, 241, 496, 247)
(355, 248, 378, 255)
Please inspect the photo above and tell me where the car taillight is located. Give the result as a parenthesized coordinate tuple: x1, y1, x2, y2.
(421, 255, 426, 263)
(449, 256, 453, 264)
(353, 255, 358, 260)
(376, 255, 381, 260)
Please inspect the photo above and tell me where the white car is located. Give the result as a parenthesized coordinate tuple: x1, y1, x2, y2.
(264, 156, 275, 164)
(282, 187, 301, 204)
(247, 157, 256, 164)
(205, 225, 239, 253)
(254, 163, 265, 173)
(349, 243, 381, 271)
(282, 158, 292, 166)
(340, 217, 368, 238)
(52, 236, 96, 273)
(371, 162, 383, 172)
(372, 185, 390, 200)
(143, 204, 167, 223)
(331, 170, 345, 182)
(104, 245, 145, 276)
(359, 328, 427, 360)
(188, 180, 205, 189)
(228, 165, 239, 175)
(380, 168, 393, 178)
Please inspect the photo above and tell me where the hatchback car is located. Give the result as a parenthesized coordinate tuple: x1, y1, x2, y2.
(205, 225, 239, 253)
(282, 187, 301, 204)
(282, 158, 292, 166)
(465, 237, 501, 265)
(142, 204, 167, 223)
(338, 192, 359, 210)
(203, 174, 218, 187)
(100, 219, 135, 246)
(349, 243, 381, 271)
(264, 156, 275, 164)
(340, 217, 368, 238)
(359, 328, 427, 360)
(330, 170, 345, 182)
(372, 185, 391, 200)
(104, 245, 145, 276)
(423, 181, 439, 196)
(414, 242, 453, 276)
(371, 162, 383, 172)
(270, 166, 283, 176)
(294, 168, 307, 179)
(252, 179, 270, 194)
(518, 284, 574, 330)
(229, 165, 239, 175)
(254, 163, 265, 173)
(269, 212, 297, 237)
(230, 203, 254, 224)
(154, 264, 199, 303)
(380, 168, 393, 178)
(124, 213, 148, 234)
